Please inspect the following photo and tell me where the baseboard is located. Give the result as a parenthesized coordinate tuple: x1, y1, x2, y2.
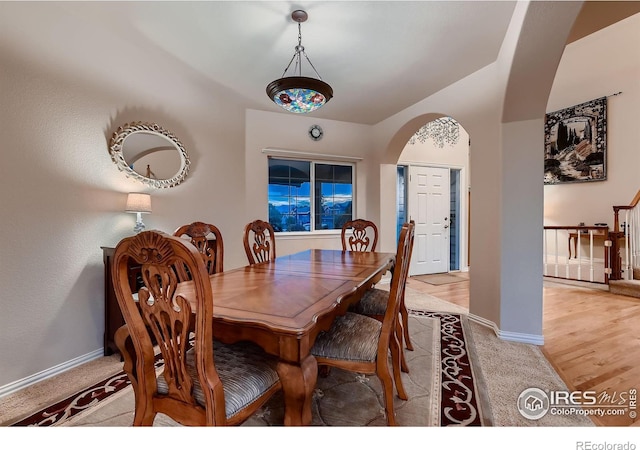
(0, 348, 104, 398)
(498, 329, 544, 345)
(468, 313, 544, 345)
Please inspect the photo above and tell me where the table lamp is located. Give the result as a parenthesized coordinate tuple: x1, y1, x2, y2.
(125, 193, 152, 233)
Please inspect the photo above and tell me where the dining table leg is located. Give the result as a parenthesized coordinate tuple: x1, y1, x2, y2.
(276, 354, 318, 426)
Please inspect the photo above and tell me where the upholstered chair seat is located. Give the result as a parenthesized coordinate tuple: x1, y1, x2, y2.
(351, 288, 388, 317)
(113, 230, 281, 426)
(308, 222, 415, 426)
(157, 341, 280, 419)
(311, 313, 382, 363)
(350, 283, 413, 374)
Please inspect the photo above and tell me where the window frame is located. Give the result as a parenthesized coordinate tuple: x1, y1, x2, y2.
(268, 156, 356, 234)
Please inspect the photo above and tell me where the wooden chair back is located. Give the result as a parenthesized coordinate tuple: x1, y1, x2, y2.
(112, 230, 224, 425)
(310, 221, 415, 425)
(173, 221, 224, 275)
(341, 219, 378, 252)
(378, 221, 414, 355)
(243, 219, 276, 265)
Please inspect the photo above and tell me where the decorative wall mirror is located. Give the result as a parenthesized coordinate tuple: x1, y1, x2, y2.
(109, 122, 190, 188)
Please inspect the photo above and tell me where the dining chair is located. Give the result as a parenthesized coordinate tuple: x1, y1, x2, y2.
(243, 219, 276, 265)
(112, 230, 281, 426)
(173, 221, 224, 275)
(310, 221, 414, 426)
(341, 219, 379, 252)
(352, 220, 416, 374)
(341, 219, 382, 287)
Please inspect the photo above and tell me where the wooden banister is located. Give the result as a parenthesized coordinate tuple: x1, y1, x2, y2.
(631, 189, 640, 209)
(613, 189, 640, 232)
(610, 189, 640, 280)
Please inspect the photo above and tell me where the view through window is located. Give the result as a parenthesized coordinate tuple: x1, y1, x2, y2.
(268, 158, 353, 232)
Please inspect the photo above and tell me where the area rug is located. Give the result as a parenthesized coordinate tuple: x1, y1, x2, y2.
(412, 273, 467, 285)
(5, 311, 491, 427)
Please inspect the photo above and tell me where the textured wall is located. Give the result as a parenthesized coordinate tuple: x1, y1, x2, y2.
(0, 3, 247, 388)
(545, 13, 640, 227)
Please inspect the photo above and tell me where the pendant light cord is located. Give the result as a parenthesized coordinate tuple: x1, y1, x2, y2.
(279, 21, 324, 80)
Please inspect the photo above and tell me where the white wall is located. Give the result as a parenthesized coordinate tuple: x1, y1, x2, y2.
(373, 1, 583, 342)
(545, 13, 640, 228)
(0, 3, 249, 389)
(374, 62, 504, 327)
(399, 125, 470, 175)
(245, 109, 375, 256)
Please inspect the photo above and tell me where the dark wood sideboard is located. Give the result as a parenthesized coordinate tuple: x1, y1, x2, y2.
(102, 246, 142, 356)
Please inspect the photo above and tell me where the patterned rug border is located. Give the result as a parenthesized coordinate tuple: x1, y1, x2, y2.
(10, 310, 491, 427)
(9, 354, 164, 427)
(408, 309, 493, 426)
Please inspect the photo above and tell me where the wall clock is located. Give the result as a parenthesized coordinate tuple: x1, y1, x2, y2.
(309, 125, 323, 141)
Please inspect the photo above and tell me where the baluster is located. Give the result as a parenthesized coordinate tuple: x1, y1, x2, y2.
(577, 228, 582, 281)
(554, 229, 560, 278)
(625, 210, 631, 280)
(543, 229, 548, 276)
(588, 230, 594, 282)
(631, 213, 635, 273)
(565, 229, 570, 279)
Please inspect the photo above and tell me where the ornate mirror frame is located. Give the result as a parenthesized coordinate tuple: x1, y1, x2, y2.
(109, 121, 191, 189)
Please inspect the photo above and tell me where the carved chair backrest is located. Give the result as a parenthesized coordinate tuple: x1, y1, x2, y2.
(243, 220, 276, 265)
(174, 221, 224, 275)
(378, 221, 414, 354)
(112, 230, 225, 425)
(341, 219, 379, 252)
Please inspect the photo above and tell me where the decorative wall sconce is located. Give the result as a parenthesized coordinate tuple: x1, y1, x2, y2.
(125, 193, 152, 233)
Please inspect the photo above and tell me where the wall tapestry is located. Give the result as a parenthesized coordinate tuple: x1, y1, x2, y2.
(544, 96, 607, 185)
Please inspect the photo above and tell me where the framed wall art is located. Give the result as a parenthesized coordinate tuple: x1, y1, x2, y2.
(544, 96, 607, 185)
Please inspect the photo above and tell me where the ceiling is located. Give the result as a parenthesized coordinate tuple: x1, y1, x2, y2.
(3, 1, 639, 125)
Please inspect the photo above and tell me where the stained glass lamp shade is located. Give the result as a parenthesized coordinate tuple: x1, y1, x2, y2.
(266, 10, 333, 114)
(266, 77, 333, 114)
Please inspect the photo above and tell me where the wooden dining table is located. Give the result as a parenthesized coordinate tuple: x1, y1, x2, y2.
(176, 248, 395, 426)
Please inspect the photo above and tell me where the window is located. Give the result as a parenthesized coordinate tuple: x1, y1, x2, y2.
(268, 158, 353, 232)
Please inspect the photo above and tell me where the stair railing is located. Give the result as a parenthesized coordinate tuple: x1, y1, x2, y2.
(610, 189, 640, 280)
(543, 225, 610, 284)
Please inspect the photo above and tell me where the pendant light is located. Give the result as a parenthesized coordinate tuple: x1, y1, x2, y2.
(266, 10, 333, 114)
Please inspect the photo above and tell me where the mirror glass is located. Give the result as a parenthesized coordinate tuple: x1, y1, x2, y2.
(109, 122, 190, 188)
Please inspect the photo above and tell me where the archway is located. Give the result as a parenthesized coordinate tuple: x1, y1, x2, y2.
(394, 116, 470, 276)
(375, 1, 583, 343)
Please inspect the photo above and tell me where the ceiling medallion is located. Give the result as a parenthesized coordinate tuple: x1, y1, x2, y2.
(266, 10, 333, 114)
(408, 117, 460, 148)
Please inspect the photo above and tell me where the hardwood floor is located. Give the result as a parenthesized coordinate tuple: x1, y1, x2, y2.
(407, 273, 640, 427)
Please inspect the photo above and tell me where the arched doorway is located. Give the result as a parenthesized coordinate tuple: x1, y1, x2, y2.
(396, 116, 470, 276)
(373, 2, 584, 344)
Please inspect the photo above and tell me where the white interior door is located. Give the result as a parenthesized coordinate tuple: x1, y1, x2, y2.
(408, 166, 450, 275)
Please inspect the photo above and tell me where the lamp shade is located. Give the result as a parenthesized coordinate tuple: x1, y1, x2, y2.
(266, 10, 333, 114)
(266, 77, 333, 114)
(125, 193, 152, 214)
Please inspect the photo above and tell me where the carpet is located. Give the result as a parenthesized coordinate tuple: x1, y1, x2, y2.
(4, 311, 491, 427)
(412, 273, 467, 285)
